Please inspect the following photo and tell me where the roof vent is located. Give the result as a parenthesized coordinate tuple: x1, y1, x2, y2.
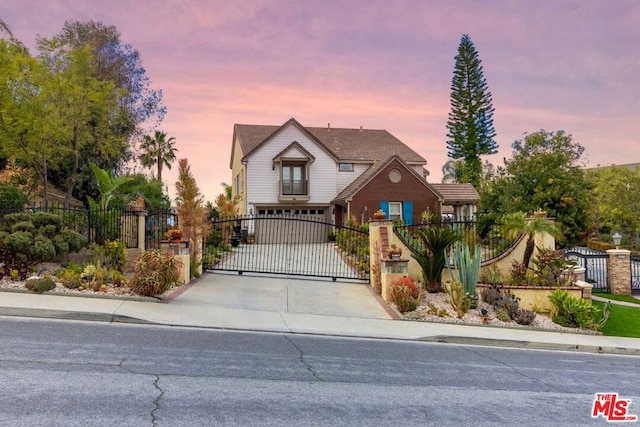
(360, 126, 363, 131)
(327, 122, 330, 131)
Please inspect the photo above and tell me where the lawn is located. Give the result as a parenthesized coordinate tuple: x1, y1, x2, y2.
(593, 292, 640, 305)
(593, 300, 640, 338)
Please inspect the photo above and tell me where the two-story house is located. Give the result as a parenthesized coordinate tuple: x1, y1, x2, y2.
(230, 118, 447, 229)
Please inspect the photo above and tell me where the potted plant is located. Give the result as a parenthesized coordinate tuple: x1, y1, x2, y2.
(373, 209, 387, 221)
(387, 244, 402, 259)
(327, 231, 337, 242)
(246, 233, 256, 244)
(166, 228, 183, 242)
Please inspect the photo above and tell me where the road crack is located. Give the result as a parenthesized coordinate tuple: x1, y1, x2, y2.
(284, 335, 324, 382)
(151, 375, 163, 427)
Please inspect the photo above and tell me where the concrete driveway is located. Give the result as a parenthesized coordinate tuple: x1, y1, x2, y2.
(167, 272, 393, 320)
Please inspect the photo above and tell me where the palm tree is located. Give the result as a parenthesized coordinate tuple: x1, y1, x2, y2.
(441, 159, 464, 183)
(501, 211, 562, 269)
(139, 130, 177, 183)
(412, 226, 462, 293)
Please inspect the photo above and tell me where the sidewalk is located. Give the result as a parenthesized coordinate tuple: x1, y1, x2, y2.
(0, 278, 639, 356)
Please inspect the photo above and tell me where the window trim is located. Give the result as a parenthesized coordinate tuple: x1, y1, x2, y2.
(389, 202, 403, 222)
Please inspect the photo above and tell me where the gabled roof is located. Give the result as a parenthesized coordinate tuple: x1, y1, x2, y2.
(429, 183, 479, 204)
(272, 141, 316, 163)
(234, 117, 426, 165)
(332, 154, 442, 204)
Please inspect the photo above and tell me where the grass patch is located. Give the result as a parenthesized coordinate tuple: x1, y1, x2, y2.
(593, 300, 640, 338)
(593, 292, 640, 305)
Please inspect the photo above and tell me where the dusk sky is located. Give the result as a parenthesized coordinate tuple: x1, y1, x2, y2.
(2, 1, 639, 202)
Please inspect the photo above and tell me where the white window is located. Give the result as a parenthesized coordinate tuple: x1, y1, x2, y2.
(339, 163, 354, 172)
(389, 202, 402, 222)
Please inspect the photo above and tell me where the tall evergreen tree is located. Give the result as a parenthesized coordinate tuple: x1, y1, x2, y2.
(446, 34, 497, 188)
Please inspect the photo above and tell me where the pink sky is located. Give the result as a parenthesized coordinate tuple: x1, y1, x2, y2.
(3, 0, 639, 202)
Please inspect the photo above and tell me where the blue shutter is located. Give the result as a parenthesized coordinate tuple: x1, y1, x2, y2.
(379, 201, 389, 219)
(403, 201, 413, 225)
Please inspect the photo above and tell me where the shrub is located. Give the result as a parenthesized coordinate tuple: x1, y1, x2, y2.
(30, 212, 63, 230)
(103, 240, 126, 273)
(128, 249, 182, 297)
(0, 182, 28, 212)
(33, 236, 56, 261)
(389, 276, 421, 313)
(12, 221, 35, 233)
(480, 264, 503, 285)
(24, 276, 56, 293)
(548, 289, 605, 330)
(60, 229, 88, 253)
(40, 224, 58, 238)
(4, 231, 32, 254)
(52, 235, 70, 256)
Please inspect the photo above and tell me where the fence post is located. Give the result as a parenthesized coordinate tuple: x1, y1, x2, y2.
(136, 210, 148, 253)
(606, 249, 631, 295)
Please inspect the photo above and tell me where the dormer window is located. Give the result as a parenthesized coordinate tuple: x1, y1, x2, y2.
(272, 141, 314, 202)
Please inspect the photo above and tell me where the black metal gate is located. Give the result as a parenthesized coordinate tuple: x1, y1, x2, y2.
(565, 248, 609, 291)
(632, 254, 640, 295)
(202, 216, 369, 281)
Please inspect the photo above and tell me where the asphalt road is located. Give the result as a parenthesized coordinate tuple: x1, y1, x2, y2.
(0, 317, 638, 426)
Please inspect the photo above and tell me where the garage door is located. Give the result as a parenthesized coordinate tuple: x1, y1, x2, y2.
(255, 208, 329, 244)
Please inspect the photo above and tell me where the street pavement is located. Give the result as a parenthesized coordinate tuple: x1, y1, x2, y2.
(0, 271, 639, 356)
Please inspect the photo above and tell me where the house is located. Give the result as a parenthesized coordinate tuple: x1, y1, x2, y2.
(230, 117, 478, 234)
(429, 183, 480, 221)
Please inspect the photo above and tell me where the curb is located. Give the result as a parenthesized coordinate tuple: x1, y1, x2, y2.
(0, 307, 151, 324)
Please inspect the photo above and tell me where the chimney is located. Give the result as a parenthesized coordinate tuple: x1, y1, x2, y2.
(359, 126, 363, 131)
(327, 122, 330, 131)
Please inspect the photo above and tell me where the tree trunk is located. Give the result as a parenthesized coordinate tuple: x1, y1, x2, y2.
(64, 122, 80, 210)
(523, 238, 535, 269)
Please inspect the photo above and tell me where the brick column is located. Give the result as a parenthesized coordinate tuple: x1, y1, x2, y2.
(607, 249, 631, 295)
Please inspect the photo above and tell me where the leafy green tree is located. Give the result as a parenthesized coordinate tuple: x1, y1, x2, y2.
(500, 211, 562, 269)
(481, 130, 589, 245)
(0, 40, 59, 207)
(446, 34, 497, 188)
(586, 165, 640, 243)
(38, 20, 165, 204)
(139, 130, 177, 183)
(37, 41, 121, 208)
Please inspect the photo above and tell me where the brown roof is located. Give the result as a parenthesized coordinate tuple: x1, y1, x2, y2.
(429, 183, 479, 205)
(332, 155, 441, 204)
(234, 118, 426, 164)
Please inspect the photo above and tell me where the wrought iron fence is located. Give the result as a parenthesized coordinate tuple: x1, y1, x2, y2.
(145, 209, 179, 249)
(0, 204, 143, 248)
(393, 220, 513, 262)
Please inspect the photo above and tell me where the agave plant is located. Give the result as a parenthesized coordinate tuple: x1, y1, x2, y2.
(411, 226, 461, 293)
